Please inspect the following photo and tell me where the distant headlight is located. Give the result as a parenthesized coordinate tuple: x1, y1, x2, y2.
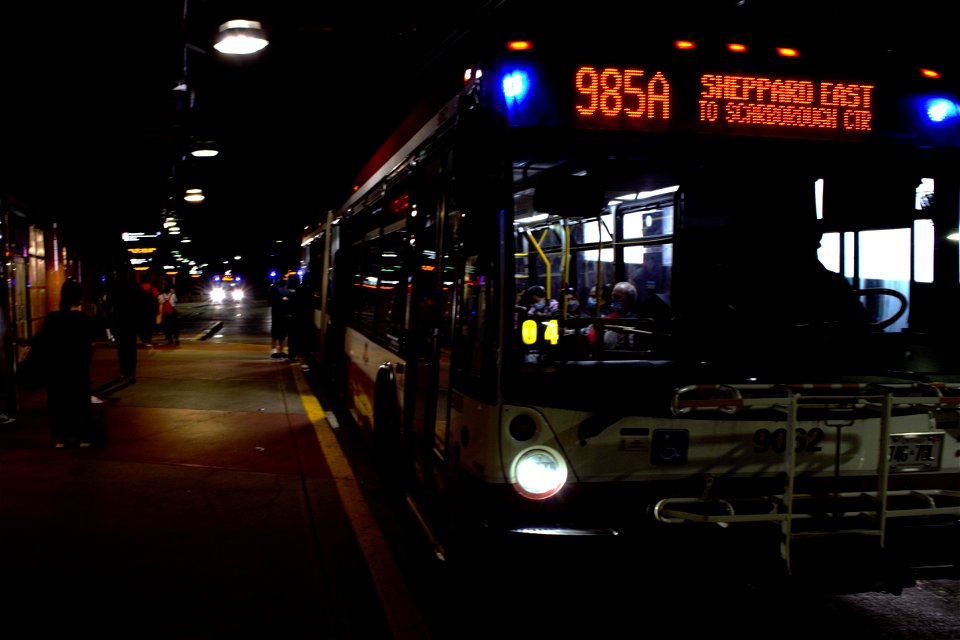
(210, 288, 226, 303)
(511, 447, 567, 500)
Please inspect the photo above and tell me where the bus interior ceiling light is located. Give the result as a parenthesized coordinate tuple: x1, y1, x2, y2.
(214, 20, 269, 55)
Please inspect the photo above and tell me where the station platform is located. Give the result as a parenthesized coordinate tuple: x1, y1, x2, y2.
(0, 322, 429, 638)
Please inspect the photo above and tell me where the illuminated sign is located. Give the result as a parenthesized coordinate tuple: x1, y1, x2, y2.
(575, 67, 671, 121)
(574, 65, 874, 137)
(127, 247, 157, 254)
(699, 74, 873, 132)
(521, 318, 559, 345)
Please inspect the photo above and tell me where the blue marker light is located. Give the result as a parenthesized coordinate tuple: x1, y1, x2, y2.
(924, 97, 959, 123)
(502, 68, 531, 105)
(496, 62, 562, 127)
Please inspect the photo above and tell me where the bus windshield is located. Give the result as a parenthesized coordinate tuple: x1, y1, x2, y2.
(505, 155, 954, 396)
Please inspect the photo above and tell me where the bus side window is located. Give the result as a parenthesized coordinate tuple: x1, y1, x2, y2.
(374, 228, 406, 344)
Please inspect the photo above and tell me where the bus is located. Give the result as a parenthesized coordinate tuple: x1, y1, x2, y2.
(300, 13, 960, 594)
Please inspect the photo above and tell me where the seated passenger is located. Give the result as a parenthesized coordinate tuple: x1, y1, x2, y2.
(560, 287, 586, 317)
(522, 285, 559, 317)
(608, 282, 637, 319)
(585, 281, 637, 349)
(584, 283, 612, 317)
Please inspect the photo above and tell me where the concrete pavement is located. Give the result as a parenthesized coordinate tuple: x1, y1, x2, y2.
(0, 328, 429, 638)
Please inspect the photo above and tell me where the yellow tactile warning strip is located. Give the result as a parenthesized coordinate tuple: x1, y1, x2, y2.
(292, 365, 432, 640)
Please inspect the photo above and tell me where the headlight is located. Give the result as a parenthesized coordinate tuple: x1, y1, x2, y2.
(210, 288, 226, 303)
(511, 447, 567, 500)
(230, 288, 244, 302)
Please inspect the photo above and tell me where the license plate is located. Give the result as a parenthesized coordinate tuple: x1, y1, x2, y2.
(888, 432, 943, 472)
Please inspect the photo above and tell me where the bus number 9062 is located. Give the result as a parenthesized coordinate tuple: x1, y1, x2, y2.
(753, 427, 825, 454)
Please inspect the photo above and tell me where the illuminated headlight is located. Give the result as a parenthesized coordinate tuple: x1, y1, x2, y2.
(230, 288, 245, 302)
(210, 288, 226, 303)
(511, 447, 567, 500)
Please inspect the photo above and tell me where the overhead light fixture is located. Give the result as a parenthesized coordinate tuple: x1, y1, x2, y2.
(184, 188, 205, 203)
(189, 137, 219, 157)
(214, 20, 269, 55)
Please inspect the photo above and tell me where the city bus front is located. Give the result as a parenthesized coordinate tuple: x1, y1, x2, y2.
(442, 36, 960, 592)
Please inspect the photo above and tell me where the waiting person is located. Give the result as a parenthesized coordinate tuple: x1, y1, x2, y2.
(36, 279, 99, 447)
(268, 274, 293, 358)
(139, 281, 158, 347)
(106, 267, 142, 381)
(286, 272, 312, 361)
(157, 284, 180, 345)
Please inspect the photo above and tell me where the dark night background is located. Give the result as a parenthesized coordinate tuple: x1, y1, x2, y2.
(1, 1, 500, 277)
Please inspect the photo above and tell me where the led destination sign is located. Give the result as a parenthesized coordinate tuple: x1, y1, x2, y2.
(574, 65, 874, 137)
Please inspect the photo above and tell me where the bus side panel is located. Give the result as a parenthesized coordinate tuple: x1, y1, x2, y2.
(343, 326, 406, 442)
(446, 393, 509, 520)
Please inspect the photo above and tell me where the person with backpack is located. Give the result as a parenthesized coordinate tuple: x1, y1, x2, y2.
(157, 284, 180, 345)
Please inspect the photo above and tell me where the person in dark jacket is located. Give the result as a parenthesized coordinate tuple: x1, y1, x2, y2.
(268, 275, 293, 358)
(286, 272, 313, 361)
(106, 268, 142, 380)
(37, 279, 99, 447)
